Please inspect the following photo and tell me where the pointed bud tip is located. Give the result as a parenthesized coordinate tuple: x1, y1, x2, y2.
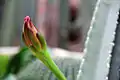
(24, 16, 31, 22)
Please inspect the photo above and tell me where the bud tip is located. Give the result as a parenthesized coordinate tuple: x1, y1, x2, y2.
(24, 16, 31, 22)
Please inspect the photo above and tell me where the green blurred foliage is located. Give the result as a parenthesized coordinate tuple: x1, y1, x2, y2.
(0, 55, 9, 78)
(0, 47, 35, 80)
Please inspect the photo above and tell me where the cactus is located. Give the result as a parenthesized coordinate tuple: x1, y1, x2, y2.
(17, 57, 81, 80)
(108, 11, 120, 80)
(77, 0, 120, 80)
(5, 0, 120, 80)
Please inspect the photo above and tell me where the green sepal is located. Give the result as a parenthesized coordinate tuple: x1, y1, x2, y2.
(36, 32, 47, 50)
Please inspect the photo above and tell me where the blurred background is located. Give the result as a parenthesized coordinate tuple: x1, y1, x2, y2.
(0, 0, 98, 79)
(0, 0, 96, 52)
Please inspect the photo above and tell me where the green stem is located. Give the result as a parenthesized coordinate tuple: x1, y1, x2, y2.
(36, 51, 67, 80)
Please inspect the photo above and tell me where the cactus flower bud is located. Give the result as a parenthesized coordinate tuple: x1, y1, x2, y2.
(22, 16, 66, 80)
(22, 16, 47, 52)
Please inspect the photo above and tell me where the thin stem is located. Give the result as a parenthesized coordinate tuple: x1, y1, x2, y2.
(36, 51, 67, 80)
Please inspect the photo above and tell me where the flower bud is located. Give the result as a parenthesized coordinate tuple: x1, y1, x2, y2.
(22, 16, 47, 52)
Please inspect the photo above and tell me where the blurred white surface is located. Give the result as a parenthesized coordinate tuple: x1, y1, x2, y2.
(0, 46, 84, 59)
(52, 48, 84, 59)
(0, 46, 20, 55)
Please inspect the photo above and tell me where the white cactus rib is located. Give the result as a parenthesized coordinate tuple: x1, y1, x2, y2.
(77, 0, 101, 79)
(77, 0, 120, 80)
(94, 4, 119, 79)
